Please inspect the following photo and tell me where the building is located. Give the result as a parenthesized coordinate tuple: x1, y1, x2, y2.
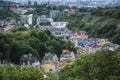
(63, 8, 76, 15)
(68, 8, 76, 15)
(0, 22, 16, 32)
(75, 30, 88, 39)
(51, 22, 68, 28)
(20, 14, 33, 26)
(50, 10, 64, 18)
(102, 43, 119, 51)
(20, 54, 38, 66)
(37, 15, 53, 25)
(59, 50, 75, 68)
(10, 4, 35, 14)
(27, 14, 33, 25)
(42, 53, 59, 64)
(41, 64, 56, 73)
(60, 50, 75, 61)
(37, 26, 52, 30)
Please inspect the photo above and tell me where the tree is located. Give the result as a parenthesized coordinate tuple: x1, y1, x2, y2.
(0, 66, 44, 80)
(37, 31, 49, 42)
(52, 40, 62, 58)
(59, 49, 120, 80)
(39, 42, 47, 60)
(0, 28, 75, 64)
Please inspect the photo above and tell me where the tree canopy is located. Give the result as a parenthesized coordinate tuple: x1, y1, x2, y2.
(59, 48, 120, 80)
(0, 66, 44, 80)
(0, 27, 76, 64)
(55, 7, 120, 44)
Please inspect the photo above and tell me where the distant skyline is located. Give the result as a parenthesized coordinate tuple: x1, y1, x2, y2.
(5, 0, 120, 2)
(4, 0, 108, 2)
(5, 0, 76, 2)
(4, 0, 120, 7)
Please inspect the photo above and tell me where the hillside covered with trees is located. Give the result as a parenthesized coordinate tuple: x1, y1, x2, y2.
(0, 27, 75, 64)
(0, 66, 44, 80)
(55, 7, 120, 45)
(1, 48, 120, 80)
(0, 0, 19, 21)
(59, 48, 120, 80)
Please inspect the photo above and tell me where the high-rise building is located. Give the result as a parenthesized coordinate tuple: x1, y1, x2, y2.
(77, 0, 82, 8)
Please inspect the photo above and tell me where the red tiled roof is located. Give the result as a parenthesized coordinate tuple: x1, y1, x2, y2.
(62, 50, 70, 54)
(88, 44, 101, 48)
(75, 29, 87, 35)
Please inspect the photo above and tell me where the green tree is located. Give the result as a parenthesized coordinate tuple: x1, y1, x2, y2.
(59, 49, 120, 80)
(37, 31, 49, 42)
(0, 66, 44, 80)
(39, 42, 47, 60)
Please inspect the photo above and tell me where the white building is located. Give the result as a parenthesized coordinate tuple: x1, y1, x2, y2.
(27, 14, 33, 25)
(20, 14, 33, 26)
(51, 22, 68, 28)
(37, 16, 53, 25)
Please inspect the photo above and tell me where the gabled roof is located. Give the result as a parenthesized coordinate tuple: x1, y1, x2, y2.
(62, 50, 71, 54)
(20, 54, 37, 61)
(43, 54, 58, 61)
(75, 29, 87, 35)
(41, 64, 55, 73)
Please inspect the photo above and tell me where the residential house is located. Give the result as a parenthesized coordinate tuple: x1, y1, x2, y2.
(10, 5, 35, 15)
(63, 8, 76, 15)
(50, 10, 64, 18)
(88, 44, 102, 54)
(20, 54, 39, 66)
(0, 22, 16, 32)
(68, 8, 76, 15)
(37, 15, 53, 25)
(51, 22, 68, 28)
(102, 43, 119, 51)
(59, 50, 75, 68)
(50, 22, 69, 36)
(41, 64, 55, 73)
(50, 27, 71, 37)
(60, 50, 75, 61)
(42, 53, 59, 65)
(75, 29, 88, 39)
(37, 26, 52, 30)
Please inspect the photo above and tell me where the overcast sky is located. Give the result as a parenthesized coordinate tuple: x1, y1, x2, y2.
(5, 0, 84, 3)
(5, 0, 120, 3)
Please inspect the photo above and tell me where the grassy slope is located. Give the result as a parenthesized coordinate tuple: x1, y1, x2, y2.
(80, 15, 120, 44)
(55, 14, 120, 44)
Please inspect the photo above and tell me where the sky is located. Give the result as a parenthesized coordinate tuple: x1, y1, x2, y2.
(4, 0, 120, 3)
(5, 0, 79, 2)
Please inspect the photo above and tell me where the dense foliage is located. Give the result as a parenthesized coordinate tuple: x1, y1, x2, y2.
(0, 27, 75, 64)
(0, 1, 19, 20)
(25, 4, 68, 17)
(59, 48, 120, 80)
(0, 66, 44, 80)
(0, 65, 60, 80)
(55, 7, 120, 44)
(91, 7, 120, 19)
(55, 14, 85, 31)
